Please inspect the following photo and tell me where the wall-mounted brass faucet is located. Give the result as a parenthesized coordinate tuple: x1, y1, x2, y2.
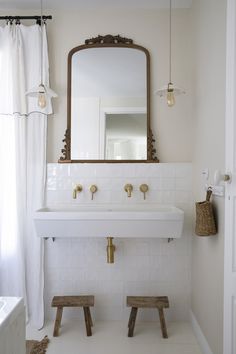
(124, 184, 133, 197)
(72, 184, 83, 199)
(140, 184, 149, 200)
(90, 185, 98, 200)
(107, 237, 116, 263)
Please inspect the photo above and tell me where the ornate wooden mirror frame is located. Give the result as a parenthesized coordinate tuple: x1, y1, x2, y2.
(58, 34, 158, 163)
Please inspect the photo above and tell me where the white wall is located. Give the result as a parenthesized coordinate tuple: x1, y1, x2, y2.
(0, 8, 193, 157)
(44, 8, 192, 162)
(191, 1, 226, 354)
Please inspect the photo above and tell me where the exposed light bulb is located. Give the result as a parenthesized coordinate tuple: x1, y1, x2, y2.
(166, 82, 175, 107)
(38, 94, 46, 108)
(38, 84, 47, 108)
(167, 91, 175, 107)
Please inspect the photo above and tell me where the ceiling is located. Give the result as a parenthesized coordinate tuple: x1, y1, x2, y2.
(0, 0, 193, 10)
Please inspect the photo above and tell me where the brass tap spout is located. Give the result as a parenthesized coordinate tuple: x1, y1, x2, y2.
(124, 184, 133, 197)
(73, 184, 83, 199)
(107, 237, 116, 264)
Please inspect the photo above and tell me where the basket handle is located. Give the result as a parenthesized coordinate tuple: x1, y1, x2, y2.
(206, 188, 212, 201)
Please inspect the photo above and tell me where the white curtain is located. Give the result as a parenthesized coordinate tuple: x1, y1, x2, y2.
(0, 23, 52, 328)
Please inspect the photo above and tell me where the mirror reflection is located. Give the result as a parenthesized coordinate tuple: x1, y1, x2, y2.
(71, 47, 147, 160)
(105, 112, 147, 160)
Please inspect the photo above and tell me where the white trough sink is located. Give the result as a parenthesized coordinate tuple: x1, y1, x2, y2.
(33, 204, 184, 239)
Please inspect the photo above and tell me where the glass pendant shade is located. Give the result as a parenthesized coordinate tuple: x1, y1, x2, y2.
(156, 82, 185, 107)
(26, 83, 57, 109)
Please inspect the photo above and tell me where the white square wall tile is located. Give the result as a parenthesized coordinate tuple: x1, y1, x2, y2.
(108, 190, 123, 203)
(123, 239, 149, 256)
(147, 190, 162, 203)
(161, 178, 176, 191)
(146, 178, 162, 190)
(46, 177, 57, 190)
(95, 293, 123, 308)
(122, 267, 150, 281)
(161, 191, 175, 204)
(47, 163, 57, 177)
(159, 164, 176, 178)
(123, 255, 149, 268)
(95, 164, 124, 178)
(148, 163, 162, 177)
(134, 164, 153, 177)
(70, 164, 97, 178)
(175, 163, 192, 178)
(124, 281, 153, 296)
(56, 176, 73, 190)
(175, 177, 192, 191)
(94, 306, 124, 321)
(47, 163, 70, 177)
(175, 191, 192, 203)
(98, 178, 118, 190)
(55, 164, 71, 177)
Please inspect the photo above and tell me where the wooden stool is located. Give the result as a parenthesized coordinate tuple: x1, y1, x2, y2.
(127, 296, 169, 338)
(51, 295, 94, 337)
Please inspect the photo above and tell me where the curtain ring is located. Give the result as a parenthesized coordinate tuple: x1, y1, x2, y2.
(15, 17, 21, 25)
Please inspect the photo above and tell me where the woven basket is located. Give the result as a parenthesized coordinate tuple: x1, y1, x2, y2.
(195, 189, 217, 236)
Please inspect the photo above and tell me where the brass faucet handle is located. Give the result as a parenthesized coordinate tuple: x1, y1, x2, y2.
(124, 184, 133, 197)
(76, 184, 83, 192)
(139, 184, 149, 200)
(90, 185, 98, 200)
(73, 184, 83, 199)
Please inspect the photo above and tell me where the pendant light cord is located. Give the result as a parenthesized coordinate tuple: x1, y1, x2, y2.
(169, 0, 172, 84)
(40, 0, 43, 85)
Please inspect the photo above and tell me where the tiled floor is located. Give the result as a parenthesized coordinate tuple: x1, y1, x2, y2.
(27, 320, 203, 354)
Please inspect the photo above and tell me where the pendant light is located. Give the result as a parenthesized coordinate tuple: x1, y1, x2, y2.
(26, 0, 57, 109)
(156, 0, 185, 107)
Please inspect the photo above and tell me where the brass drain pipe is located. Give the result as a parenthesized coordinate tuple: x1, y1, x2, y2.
(107, 237, 116, 263)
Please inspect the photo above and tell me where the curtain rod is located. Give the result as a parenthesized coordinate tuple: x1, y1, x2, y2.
(0, 15, 52, 20)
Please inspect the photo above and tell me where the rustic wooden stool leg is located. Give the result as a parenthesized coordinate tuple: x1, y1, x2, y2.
(128, 307, 138, 337)
(87, 307, 93, 327)
(128, 314, 132, 328)
(53, 306, 63, 337)
(83, 307, 92, 336)
(158, 308, 168, 338)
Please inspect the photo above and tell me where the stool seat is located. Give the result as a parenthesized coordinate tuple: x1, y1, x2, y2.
(127, 296, 169, 309)
(52, 295, 94, 307)
(51, 295, 94, 337)
(126, 296, 169, 338)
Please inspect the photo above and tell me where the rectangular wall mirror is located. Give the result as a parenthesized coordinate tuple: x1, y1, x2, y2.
(58, 35, 158, 163)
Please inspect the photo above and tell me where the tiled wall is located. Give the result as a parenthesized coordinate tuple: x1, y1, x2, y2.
(44, 163, 192, 322)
